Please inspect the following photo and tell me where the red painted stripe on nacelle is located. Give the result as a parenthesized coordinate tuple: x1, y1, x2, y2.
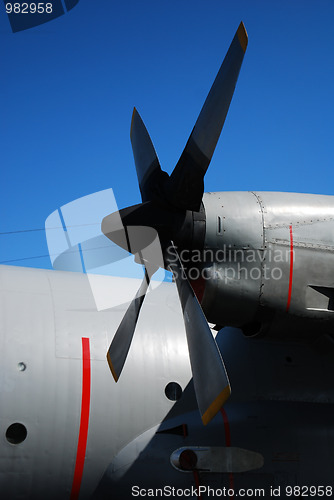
(286, 225, 294, 312)
(189, 275, 206, 303)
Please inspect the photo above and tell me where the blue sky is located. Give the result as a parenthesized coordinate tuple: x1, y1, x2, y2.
(1, 0, 334, 273)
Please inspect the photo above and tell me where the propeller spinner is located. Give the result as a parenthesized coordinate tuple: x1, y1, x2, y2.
(102, 22, 248, 425)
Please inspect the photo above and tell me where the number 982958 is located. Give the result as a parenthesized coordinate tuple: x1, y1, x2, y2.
(6, 3, 53, 14)
(286, 485, 333, 496)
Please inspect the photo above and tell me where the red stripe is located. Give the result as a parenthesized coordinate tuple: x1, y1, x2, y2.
(286, 225, 294, 312)
(192, 470, 202, 500)
(70, 338, 91, 500)
(189, 276, 206, 303)
(181, 421, 200, 496)
(220, 408, 234, 497)
(220, 408, 231, 446)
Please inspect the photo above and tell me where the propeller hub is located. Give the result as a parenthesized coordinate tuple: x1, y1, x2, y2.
(102, 201, 206, 271)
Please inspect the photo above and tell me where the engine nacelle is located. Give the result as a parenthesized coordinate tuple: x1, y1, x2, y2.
(197, 191, 334, 337)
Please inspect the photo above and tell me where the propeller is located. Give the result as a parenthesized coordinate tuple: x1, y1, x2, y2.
(106, 229, 161, 382)
(102, 22, 248, 424)
(107, 260, 157, 382)
(166, 243, 230, 424)
(165, 21, 248, 211)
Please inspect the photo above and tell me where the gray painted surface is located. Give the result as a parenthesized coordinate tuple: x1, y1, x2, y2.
(0, 265, 192, 499)
(2, 188, 334, 498)
(201, 191, 334, 336)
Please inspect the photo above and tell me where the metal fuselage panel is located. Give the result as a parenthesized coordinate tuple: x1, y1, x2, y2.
(0, 265, 193, 499)
(95, 327, 334, 499)
(202, 191, 264, 326)
(201, 191, 334, 333)
(1, 264, 334, 498)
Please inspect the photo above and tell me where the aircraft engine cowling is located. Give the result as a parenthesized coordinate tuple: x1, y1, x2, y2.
(193, 191, 334, 339)
(190, 191, 263, 332)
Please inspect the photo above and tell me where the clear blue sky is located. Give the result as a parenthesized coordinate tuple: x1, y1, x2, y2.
(1, 0, 334, 272)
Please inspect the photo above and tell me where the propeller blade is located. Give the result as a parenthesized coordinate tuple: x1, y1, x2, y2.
(105, 225, 163, 382)
(130, 108, 169, 203)
(167, 244, 231, 425)
(165, 22, 248, 211)
(107, 265, 153, 382)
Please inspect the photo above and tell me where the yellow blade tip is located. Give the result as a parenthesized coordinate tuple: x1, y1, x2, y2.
(201, 385, 231, 426)
(237, 21, 248, 53)
(107, 352, 119, 382)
